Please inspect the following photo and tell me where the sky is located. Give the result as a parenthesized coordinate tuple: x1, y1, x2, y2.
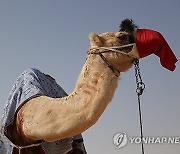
(0, 0, 179, 154)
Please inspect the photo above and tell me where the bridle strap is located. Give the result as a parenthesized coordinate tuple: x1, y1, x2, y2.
(90, 43, 135, 55)
(87, 43, 135, 77)
(87, 51, 120, 77)
(98, 52, 120, 77)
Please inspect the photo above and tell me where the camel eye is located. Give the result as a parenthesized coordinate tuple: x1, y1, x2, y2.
(117, 35, 127, 40)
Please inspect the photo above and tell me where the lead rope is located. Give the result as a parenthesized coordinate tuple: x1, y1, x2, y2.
(133, 59, 145, 154)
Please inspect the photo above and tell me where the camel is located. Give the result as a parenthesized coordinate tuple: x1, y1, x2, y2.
(16, 32, 139, 142)
(1, 18, 177, 154)
(1, 30, 140, 153)
(17, 32, 139, 141)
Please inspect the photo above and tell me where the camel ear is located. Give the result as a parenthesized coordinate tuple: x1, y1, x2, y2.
(89, 32, 103, 47)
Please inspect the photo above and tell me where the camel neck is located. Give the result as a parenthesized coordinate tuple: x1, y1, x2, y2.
(71, 54, 119, 120)
(19, 53, 121, 142)
(75, 53, 119, 92)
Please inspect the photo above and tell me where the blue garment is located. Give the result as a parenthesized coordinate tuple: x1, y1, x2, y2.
(0, 68, 83, 154)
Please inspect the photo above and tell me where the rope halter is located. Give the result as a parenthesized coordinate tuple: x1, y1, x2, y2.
(87, 43, 139, 77)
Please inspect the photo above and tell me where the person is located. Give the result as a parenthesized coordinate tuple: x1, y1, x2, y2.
(0, 68, 87, 154)
(119, 19, 178, 71)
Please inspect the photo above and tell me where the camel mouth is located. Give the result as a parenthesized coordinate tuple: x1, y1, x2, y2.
(126, 44, 140, 59)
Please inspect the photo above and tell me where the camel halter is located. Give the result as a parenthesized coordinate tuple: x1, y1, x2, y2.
(88, 44, 146, 154)
(87, 43, 136, 77)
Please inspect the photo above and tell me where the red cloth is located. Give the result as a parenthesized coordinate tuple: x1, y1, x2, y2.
(136, 29, 178, 71)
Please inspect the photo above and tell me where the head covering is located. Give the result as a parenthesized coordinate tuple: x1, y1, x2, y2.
(119, 19, 178, 71)
(136, 29, 178, 71)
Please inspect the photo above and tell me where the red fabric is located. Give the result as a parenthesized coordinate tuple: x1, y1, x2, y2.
(136, 29, 178, 71)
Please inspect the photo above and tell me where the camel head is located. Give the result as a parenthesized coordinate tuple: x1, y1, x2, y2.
(89, 31, 139, 72)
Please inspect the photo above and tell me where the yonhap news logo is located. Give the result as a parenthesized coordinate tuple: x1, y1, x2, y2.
(113, 132, 180, 149)
(113, 132, 128, 149)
